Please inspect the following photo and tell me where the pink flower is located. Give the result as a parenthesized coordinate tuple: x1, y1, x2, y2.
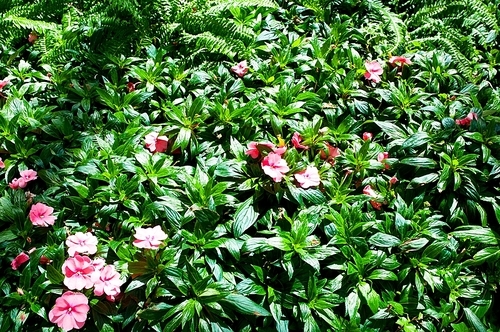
(364, 61, 383, 83)
(294, 166, 321, 189)
(261, 152, 290, 182)
(92, 258, 106, 271)
(363, 185, 382, 210)
(231, 61, 249, 78)
(9, 177, 27, 189)
(62, 255, 95, 290)
(91, 265, 125, 297)
(245, 142, 276, 159)
(28, 32, 38, 44)
(389, 56, 412, 67)
(319, 143, 340, 164)
(378, 152, 390, 170)
(273, 146, 287, 155)
(133, 225, 168, 249)
(389, 176, 398, 185)
(11, 252, 29, 270)
(20, 169, 37, 182)
(455, 112, 478, 127)
(362, 132, 373, 141)
(0, 79, 9, 90)
(66, 232, 98, 257)
(29, 203, 56, 227)
(49, 291, 90, 331)
(145, 132, 168, 153)
(0, 158, 4, 168)
(291, 132, 308, 150)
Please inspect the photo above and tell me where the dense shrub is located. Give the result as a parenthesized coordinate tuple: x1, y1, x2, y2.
(1, 0, 500, 331)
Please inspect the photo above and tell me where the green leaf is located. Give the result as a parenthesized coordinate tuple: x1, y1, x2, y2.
(463, 308, 487, 332)
(400, 157, 437, 168)
(46, 264, 64, 284)
(233, 197, 259, 238)
(368, 233, 401, 248)
(0, 229, 17, 242)
(451, 226, 498, 245)
(345, 291, 360, 319)
(220, 294, 271, 316)
(367, 269, 398, 281)
(401, 132, 431, 149)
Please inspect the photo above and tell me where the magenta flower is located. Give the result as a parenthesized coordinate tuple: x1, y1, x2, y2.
(66, 232, 98, 257)
(362, 132, 373, 141)
(363, 185, 382, 210)
(261, 153, 290, 182)
(389, 56, 412, 67)
(245, 142, 276, 159)
(48, 291, 90, 331)
(11, 252, 29, 270)
(20, 169, 37, 182)
(0, 158, 4, 168)
(456, 112, 478, 127)
(364, 61, 383, 83)
(145, 132, 168, 153)
(62, 255, 95, 290)
(133, 225, 168, 249)
(294, 166, 321, 189)
(91, 265, 125, 297)
(231, 61, 249, 78)
(291, 132, 308, 150)
(29, 203, 56, 227)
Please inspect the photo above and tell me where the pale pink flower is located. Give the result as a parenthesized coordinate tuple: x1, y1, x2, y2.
(319, 143, 340, 164)
(231, 61, 249, 78)
(0, 79, 9, 90)
(29, 203, 56, 227)
(133, 225, 168, 249)
(92, 258, 106, 271)
(49, 291, 90, 331)
(456, 112, 478, 127)
(363, 185, 382, 210)
(62, 255, 95, 290)
(91, 265, 125, 297)
(245, 141, 275, 159)
(291, 132, 308, 150)
(364, 61, 383, 83)
(0, 158, 4, 168)
(362, 132, 373, 141)
(294, 166, 321, 189)
(261, 153, 290, 182)
(273, 146, 287, 155)
(389, 56, 412, 67)
(20, 169, 37, 182)
(9, 177, 27, 189)
(66, 232, 98, 256)
(11, 252, 29, 270)
(144, 132, 168, 153)
(378, 152, 390, 170)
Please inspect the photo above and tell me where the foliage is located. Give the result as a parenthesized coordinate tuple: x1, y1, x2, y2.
(1, 0, 500, 331)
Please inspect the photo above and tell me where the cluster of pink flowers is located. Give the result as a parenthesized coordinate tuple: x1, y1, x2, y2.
(145, 132, 169, 153)
(245, 136, 327, 189)
(456, 112, 478, 127)
(49, 232, 125, 330)
(231, 61, 249, 78)
(9, 169, 37, 189)
(364, 55, 412, 83)
(133, 225, 168, 249)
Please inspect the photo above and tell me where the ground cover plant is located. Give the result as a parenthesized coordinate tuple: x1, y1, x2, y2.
(1, 0, 500, 331)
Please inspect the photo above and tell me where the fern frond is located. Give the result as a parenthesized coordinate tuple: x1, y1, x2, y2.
(4, 15, 60, 31)
(206, 0, 278, 14)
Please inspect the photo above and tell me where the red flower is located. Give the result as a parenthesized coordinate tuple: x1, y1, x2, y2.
(319, 143, 340, 164)
(455, 112, 478, 127)
(362, 132, 373, 141)
(363, 185, 382, 210)
(291, 132, 308, 150)
(28, 32, 38, 44)
(145, 132, 168, 153)
(377, 152, 390, 170)
(127, 82, 138, 92)
(11, 252, 30, 270)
